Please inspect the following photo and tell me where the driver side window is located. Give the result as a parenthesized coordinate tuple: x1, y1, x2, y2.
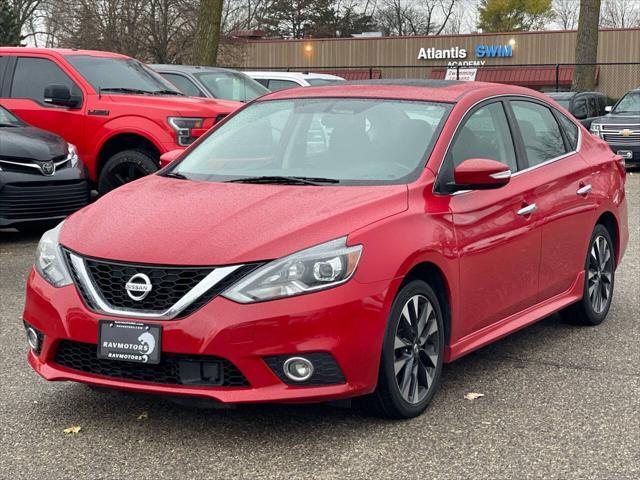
(450, 102, 518, 172)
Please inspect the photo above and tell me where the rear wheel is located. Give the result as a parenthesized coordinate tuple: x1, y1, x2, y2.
(362, 280, 445, 419)
(97, 149, 158, 195)
(561, 224, 615, 326)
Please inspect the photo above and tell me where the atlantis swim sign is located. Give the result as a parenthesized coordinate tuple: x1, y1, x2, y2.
(417, 44, 513, 64)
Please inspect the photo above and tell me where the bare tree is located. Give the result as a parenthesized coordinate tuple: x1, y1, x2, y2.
(553, 0, 579, 29)
(600, 0, 640, 28)
(376, 0, 459, 36)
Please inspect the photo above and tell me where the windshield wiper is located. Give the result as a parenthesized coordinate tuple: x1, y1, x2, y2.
(100, 87, 155, 95)
(0, 122, 18, 127)
(164, 172, 189, 180)
(225, 175, 340, 185)
(152, 89, 184, 96)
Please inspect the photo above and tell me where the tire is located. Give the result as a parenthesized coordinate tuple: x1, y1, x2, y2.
(361, 279, 445, 419)
(97, 149, 158, 195)
(560, 224, 615, 326)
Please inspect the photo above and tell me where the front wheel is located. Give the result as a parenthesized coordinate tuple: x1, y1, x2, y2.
(97, 149, 158, 195)
(362, 280, 445, 419)
(561, 224, 615, 326)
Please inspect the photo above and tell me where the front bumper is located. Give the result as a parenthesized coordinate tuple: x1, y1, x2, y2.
(0, 164, 89, 228)
(23, 269, 397, 404)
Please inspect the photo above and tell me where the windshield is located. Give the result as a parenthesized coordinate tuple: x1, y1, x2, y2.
(195, 71, 269, 102)
(0, 106, 24, 127)
(306, 78, 344, 86)
(612, 91, 640, 114)
(169, 98, 451, 185)
(66, 55, 180, 94)
(554, 99, 571, 109)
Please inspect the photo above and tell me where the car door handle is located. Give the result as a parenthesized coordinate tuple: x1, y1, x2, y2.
(517, 203, 537, 216)
(577, 184, 593, 196)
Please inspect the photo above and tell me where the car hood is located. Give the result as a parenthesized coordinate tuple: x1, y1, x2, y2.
(0, 126, 66, 161)
(61, 175, 408, 265)
(104, 94, 242, 116)
(593, 113, 640, 125)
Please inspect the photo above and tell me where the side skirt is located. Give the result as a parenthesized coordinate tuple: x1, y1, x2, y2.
(444, 271, 585, 362)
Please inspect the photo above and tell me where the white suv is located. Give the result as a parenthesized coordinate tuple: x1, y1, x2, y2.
(245, 71, 345, 91)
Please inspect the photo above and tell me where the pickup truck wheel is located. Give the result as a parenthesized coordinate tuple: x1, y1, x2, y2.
(98, 149, 158, 195)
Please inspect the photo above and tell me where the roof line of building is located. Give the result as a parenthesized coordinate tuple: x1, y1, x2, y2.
(244, 27, 640, 44)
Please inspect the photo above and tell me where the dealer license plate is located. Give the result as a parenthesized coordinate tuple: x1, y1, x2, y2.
(97, 320, 162, 364)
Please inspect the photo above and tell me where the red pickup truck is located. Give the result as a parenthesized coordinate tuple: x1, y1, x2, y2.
(0, 48, 241, 193)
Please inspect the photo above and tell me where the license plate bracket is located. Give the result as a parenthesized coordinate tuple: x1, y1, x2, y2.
(98, 320, 162, 364)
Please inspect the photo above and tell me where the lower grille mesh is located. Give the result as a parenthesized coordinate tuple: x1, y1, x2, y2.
(54, 340, 249, 387)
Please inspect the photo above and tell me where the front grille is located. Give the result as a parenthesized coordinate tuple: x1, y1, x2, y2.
(603, 133, 639, 144)
(54, 340, 249, 387)
(0, 180, 89, 220)
(264, 352, 346, 386)
(0, 155, 69, 174)
(64, 250, 262, 318)
(84, 258, 212, 311)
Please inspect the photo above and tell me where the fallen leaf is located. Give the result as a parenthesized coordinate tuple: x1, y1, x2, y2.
(464, 392, 485, 401)
(137, 411, 148, 421)
(63, 425, 81, 434)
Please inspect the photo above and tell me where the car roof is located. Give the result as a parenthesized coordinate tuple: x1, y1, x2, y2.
(151, 64, 239, 74)
(259, 79, 545, 104)
(245, 71, 344, 80)
(0, 47, 130, 59)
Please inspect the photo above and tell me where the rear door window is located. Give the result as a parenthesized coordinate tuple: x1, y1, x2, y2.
(557, 113, 579, 151)
(10, 57, 81, 104)
(511, 101, 567, 167)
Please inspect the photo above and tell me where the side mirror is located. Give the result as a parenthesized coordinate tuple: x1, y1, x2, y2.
(453, 158, 511, 191)
(159, 149, 183, 168)
(44, 84, 81, 108)
(573, 102, 588, 120)
(605, 105, 612, 113)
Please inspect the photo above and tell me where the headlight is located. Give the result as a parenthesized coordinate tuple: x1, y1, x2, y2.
(168, 117, 204, 146)
(67, 143, 79, 167)
(35, 221, 73, 287)
(222, 237, 363, 303)
(590, 124, 603, 138)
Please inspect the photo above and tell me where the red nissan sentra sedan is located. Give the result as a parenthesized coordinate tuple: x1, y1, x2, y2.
(23, 80, 628, 418)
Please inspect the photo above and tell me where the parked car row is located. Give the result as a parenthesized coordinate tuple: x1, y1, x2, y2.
(1, 46, 636, 233)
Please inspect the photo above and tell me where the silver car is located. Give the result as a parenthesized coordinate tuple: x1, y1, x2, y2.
(151, 65, 269, 102)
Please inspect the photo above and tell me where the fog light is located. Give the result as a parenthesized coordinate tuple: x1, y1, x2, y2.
(283, 357, 314, 382)
(26, 327, 40, 351)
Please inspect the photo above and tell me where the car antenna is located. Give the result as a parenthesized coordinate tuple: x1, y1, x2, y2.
(98, 84, 102, 99)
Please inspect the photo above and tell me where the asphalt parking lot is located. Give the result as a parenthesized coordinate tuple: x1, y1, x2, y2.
(0, 174, 638, 480)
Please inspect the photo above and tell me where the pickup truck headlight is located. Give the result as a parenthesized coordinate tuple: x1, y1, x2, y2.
(222, 237, 363, 303)
(35, 221, 73, 287)
(168, 117, 204, 146)
(590, 123, 603, 138)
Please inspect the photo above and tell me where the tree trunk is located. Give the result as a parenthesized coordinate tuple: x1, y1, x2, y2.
(192, 0, 223, 66)
(572, 0, 601, 91)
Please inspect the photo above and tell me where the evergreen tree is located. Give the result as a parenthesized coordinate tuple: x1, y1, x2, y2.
(0, 0, 21, 46)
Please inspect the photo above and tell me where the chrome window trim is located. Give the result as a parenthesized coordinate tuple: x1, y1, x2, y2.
(433, 93, 583, 196)
(67, 252, 242, 320)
